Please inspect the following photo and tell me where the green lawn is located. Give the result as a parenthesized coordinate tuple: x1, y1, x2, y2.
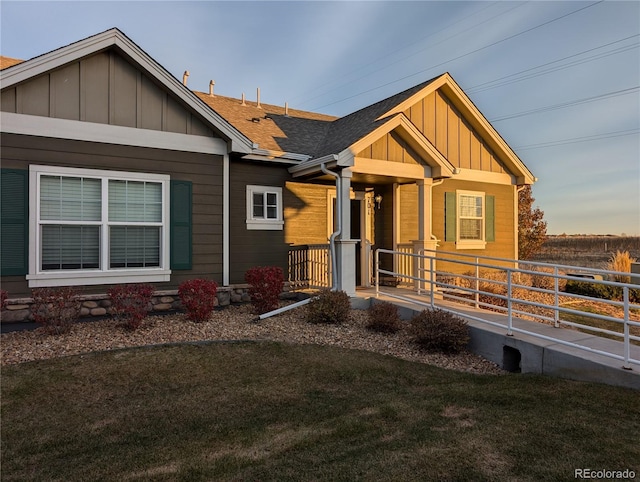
(2, 342, 639, 481)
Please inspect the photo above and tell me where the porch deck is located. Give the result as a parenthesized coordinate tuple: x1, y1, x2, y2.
(353, 286, 640, 389)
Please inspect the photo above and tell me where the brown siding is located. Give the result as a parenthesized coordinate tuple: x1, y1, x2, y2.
(0, 133, 224, 296)
(432, 179, 516, 273)
(229, 161, 291, 284)
(0, 49, 216, 138)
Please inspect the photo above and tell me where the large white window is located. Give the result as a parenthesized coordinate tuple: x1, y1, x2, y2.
(28, 165, 171, 287)
(457, 190, 486, 249)
(246, 185, 283, 230)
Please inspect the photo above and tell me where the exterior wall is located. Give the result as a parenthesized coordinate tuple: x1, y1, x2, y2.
(284, 181, 332, 245)
(403, 90, 507, 173)
(398, 183, 418, 244)
(0, 133, 224, 296)
(228, 160, 291, 284)
(1, 50, 215, 138)
(357, 131, 423, 164)
(432, 179, 517, 273)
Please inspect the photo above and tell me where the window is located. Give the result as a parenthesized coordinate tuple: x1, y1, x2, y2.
(28, 165, 171, 287)
(445, 190, 494, 249)
(246, 185, 283, 230)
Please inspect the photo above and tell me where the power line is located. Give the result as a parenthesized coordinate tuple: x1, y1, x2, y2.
(514, 128, 639, 151)
(308, 1, 604, 111)
(489, 86, 640, 122)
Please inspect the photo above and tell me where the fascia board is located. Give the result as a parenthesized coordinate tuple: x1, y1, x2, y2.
(0, 28, 254, 154)
(375, 74, 447, 121)
(288, 154, 339, 177)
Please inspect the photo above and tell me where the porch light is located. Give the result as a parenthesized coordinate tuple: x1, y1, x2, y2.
(375, 194, 383, 209)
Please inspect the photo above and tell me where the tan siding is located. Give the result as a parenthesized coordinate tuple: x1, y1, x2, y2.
(371, 135, 387, 160)
(284, 182, 330, 245)
(471, 133, 482, 170)
(398, 183, 418, 244)
(432, 179, 516, 273)
(410, 101, 423, 132)
(1, 88, 16, 112)
(17, 74, 49, 116)
(459, 120, 471, 169)
(447, 103, 459, 166)
(435, 91, 448, 157)
(0, 133, 224, 296)
(51, 62, 80, 120)
(423, 93, 436, 141)
(388, 132, 405, 162)
(81, 53, 110, 123)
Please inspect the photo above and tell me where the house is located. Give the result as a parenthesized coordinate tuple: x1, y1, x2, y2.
(0, 28, 536, 302)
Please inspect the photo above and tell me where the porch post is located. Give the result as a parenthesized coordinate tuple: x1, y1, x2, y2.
(335, 169, 357, 296)
(412, 179, 437, 291)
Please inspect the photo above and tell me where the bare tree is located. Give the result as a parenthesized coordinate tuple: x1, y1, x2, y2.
(518, 185, 547, 260)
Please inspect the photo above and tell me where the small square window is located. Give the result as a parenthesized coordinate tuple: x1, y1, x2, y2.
(246, 185, 283, 230)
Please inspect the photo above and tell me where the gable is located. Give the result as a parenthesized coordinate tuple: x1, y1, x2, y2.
(402, 90, 507, 174)
(1, 49, 215, 138)
(356, 130, 424, 166)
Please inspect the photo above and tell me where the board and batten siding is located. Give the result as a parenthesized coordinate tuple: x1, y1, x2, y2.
(228, 161, 292, 284)
(357, 131, 423, 165)
(432, 179, 517, 273)
(0, 133, 223, 296)
(403, 90, 507, 174)
(0, 50, 214, 138)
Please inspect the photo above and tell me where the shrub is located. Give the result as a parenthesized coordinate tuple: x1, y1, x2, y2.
(178, 279, 218, 322)
(107, 284, 154, 330)
(366, 301, 402, 333)
(565, 279, 640, 303)
(245, 266, 284, 314)
(1, 289, 7, 309)
(529, 266, 567, 291)
(31, 287, 80, 335)
(606, 250, 637, 283)
(409, 308, 469, 354)
(306, 290, 351, 325)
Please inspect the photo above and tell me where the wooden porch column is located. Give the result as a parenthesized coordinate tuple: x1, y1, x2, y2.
(335, 169, 357, 296)
(412, 179, 437, 290)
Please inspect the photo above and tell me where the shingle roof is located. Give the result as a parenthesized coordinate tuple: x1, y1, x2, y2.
(0, 56, 24, 70)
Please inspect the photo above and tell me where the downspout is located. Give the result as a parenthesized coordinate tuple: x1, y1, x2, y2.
(321, 163, 341, 291)
(257, 162, 341, 321)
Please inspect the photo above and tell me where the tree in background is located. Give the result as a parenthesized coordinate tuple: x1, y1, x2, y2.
(518, 185, 547, 260)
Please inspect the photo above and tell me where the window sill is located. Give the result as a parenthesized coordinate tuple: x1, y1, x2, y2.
(27, 269, 172, 288)
(246, 220, 284, 231)
(455, 241, 487, 250)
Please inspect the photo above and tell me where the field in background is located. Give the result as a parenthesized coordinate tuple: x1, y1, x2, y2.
(530, 235, 640, 269)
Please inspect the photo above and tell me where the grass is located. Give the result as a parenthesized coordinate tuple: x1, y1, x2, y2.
(2, 342, 639, 482)
(560, 302, 640, 345)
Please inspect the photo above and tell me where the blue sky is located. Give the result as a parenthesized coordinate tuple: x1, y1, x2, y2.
(2, 1, 639, 235)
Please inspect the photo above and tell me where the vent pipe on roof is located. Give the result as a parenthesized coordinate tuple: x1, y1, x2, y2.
(285, 102, 289, 116)
(182, 71, 190, 86)
(209, 80, 215, 97)
(241, 93, 246, 106)
(257, 88, 261, 109)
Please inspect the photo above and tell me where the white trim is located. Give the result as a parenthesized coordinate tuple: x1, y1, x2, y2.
(1, 112, 228, 155)
(223, 154, 230, 286)
(452, 168, 515, 185)
(27, 164, 171, 287)
(246, 185, 284, 231)
(456, 189, 486, 250)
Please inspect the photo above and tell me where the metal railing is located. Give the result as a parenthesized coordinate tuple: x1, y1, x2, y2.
(288, 244, 331, 289)
(375, 247, 640, 370)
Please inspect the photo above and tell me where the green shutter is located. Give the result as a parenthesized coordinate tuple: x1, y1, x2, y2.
(485, 195, 495, 242)
(170, 180, 192, 270)
(1, 169, 29, 276)
(445, 192, 456, 242)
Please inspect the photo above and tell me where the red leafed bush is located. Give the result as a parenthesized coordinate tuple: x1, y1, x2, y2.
(107, 284, 154, 330)
(1, 289, 7, 310)
(366, 301, 402, 333)
(178, 278, 218, 322)
(31, 287, 81, 335)
(245, 266, 284, 314)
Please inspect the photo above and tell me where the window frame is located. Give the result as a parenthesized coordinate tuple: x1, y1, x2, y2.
(456, 189, 486, 250)
(27, 165, 171, 287)
(246, 185, 284, 230)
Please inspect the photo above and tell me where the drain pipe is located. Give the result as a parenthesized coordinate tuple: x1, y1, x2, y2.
(257, 162, 340, 321)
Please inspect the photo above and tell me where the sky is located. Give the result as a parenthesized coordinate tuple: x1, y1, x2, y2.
(1, 0, 639, 236)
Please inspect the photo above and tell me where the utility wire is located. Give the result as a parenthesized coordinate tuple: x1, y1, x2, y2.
(308, 1, 604, 111)
(489, 86, 640, 122)
(514, 128, 639, 150)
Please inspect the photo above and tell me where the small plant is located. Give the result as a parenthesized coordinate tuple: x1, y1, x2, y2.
(178, 278, 218, 322)
(606, 250, 637, 283)
(31, 287, 80, 335)
(409, 308, 469, 354)
(305, 290, 351, 325)
(1, 289, 7, 309)
(107, 284, 154, 330)
(245, 266, 284, 314)
(366, 301, 402, 333)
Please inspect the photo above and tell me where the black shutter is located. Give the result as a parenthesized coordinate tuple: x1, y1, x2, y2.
(1, 169, 29, 276)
